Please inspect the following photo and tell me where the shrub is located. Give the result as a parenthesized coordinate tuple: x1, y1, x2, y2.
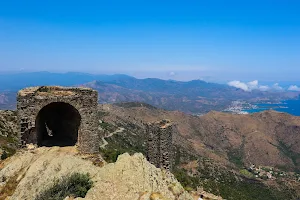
(173, 168, 200, 190)
(35, 173, 93, 200)
(1, 151, 8, 160)
(240, 169, 255, 178)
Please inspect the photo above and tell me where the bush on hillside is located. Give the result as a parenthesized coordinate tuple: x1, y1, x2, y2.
(1, 151, 8, 160)
(35, 173, 93, 200)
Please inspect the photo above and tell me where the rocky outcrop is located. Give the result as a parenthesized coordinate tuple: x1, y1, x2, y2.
(0, 147, 193, 200)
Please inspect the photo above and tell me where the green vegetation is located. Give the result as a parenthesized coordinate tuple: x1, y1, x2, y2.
(1, 151, 8, 160)
(100, 148, 126, 163)
(227, 138, 246, 169)
(172, 146, 297, 200)
(0, 145, 16, 159)
(100, 133, 145, 163)
(277, 141, 300, 170)
(37, 86, 51, 93)
(98, 119, 146, 163)
(173, 168, 200, 190)
(35, 173, 93, 200)
(175, 164, 295, 200)
(240, 169, 255, 178)
(97, 111, 109, 118)
(228, 149, 244, 168)
(99, 121, 116, 132)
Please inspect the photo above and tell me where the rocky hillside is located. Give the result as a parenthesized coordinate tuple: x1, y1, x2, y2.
(0, 110, 18, 158)
(0, 146, 220, 200)
(99, 103, 300, 172)
(98, 103, 300, 199)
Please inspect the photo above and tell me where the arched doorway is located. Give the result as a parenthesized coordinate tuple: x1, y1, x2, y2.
(35, 102, 81, 147)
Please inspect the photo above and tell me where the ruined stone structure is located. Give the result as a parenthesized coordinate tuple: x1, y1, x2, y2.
(146, 119, 173, 170)
(17, 86, 99, 153)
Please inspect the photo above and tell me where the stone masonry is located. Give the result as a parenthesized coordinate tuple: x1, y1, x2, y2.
(17, 86, 99, 153)
(146, 119, 173, 170)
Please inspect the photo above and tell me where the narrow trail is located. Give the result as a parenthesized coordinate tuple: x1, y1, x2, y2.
(100, 127, 125, 149)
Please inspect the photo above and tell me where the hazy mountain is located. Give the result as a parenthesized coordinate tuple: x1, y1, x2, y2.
(0, 72, 299, 113)
(0, 72, 132, 91)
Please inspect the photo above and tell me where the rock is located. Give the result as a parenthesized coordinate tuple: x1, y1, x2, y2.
(26, 143, 36, 150)
(0, 147, 193, 200)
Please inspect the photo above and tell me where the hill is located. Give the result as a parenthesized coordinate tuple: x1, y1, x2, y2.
(99, 103, 300, 172)
(98, 103, 300, 199)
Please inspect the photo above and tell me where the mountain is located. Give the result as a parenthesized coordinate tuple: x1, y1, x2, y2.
(0, 72, 299, 113)
(0, 92, 16, 110)
(97, 103, 300, 199)
(0, 72, 132, 91)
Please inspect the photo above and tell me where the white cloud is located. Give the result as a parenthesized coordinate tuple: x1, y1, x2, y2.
(228, 80, 250, 91)
(288, 85, 300, 91)
(169, 71, 176, 76)
(258, 85, 270, 91)
(228, 80, 288, 92)
(227, 80, 285, 92)
(228, 80, 265, 92)
(272, 83, 283, 91)
(247, 80, 259, 90)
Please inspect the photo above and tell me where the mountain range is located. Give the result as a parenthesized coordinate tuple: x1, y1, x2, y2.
(0, 72, 299, 113)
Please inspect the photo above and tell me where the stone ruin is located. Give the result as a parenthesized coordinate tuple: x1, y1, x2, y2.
(17, 85, 174, 165)
(17, 86, 99, 153)
(146, 119, 173, 170)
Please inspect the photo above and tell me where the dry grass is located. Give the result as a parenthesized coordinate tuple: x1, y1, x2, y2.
(150, 192, 168, 200)
(37, 90, 75, 96)
(0, 171, 25, 200)
(19, 86, 77, 97)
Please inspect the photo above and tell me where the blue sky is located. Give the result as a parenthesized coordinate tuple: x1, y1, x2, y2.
(0, 0, 300, 81)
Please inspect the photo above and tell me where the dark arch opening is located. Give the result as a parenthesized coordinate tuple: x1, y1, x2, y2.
(35, 102, 81, 147)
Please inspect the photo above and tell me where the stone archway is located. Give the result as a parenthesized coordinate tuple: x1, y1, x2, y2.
(18, 86, 100, 153)
(35, 102, 81, 147)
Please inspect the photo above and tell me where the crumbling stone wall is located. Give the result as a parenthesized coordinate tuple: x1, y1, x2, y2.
(146, 119, 173, 170)
(17, 86, 99, 153)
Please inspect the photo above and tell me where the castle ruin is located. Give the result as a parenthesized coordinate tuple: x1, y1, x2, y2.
(146, 119, 173, 170)
(17, 86, 99, 153)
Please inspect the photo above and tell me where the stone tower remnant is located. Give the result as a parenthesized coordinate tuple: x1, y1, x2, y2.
(146, 119, 173, 170)
(17, 86, 99, 153)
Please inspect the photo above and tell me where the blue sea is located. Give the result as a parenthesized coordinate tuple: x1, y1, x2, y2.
(243, 99, 300, 116)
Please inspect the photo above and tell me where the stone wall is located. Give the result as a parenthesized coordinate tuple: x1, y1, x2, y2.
(17, 86, 99, 153)
(146, 119, 173, 170)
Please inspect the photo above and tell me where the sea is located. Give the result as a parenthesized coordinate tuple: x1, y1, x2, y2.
(243, 99, 300, 116)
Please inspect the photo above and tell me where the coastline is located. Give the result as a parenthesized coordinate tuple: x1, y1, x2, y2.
(224, 99, 300, 116)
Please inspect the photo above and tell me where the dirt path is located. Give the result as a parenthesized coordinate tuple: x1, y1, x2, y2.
(100, 127, 125, 149)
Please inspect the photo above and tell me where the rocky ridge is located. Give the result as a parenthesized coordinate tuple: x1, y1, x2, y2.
(0, 146, 215, 200)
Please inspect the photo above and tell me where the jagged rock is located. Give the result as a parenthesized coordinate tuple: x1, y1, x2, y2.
(0, 147, 193, 200)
